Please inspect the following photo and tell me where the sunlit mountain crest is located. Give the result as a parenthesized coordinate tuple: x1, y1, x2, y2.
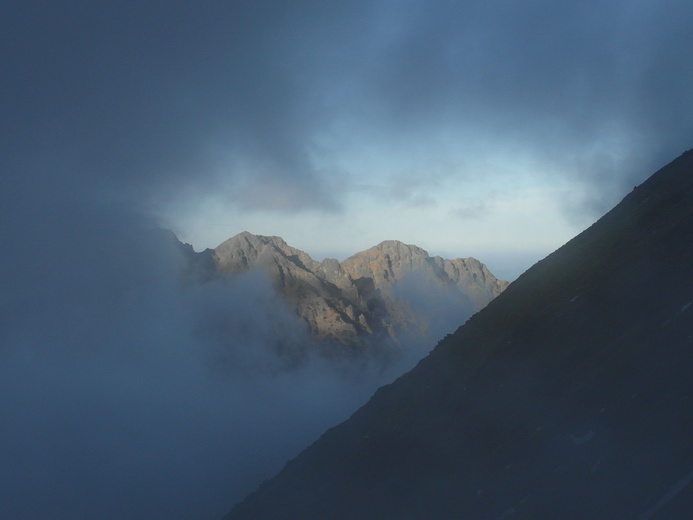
(182, 232, 508, 351)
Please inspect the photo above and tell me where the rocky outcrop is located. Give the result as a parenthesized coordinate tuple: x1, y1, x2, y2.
(203, 232, 508, 349)
(211, 232, 378, 347)
(341, 240, 509, 340)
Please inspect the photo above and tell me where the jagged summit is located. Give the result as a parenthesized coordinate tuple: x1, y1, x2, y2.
(182, 232, 508, 349)
(342, 240, 435, 283)
(342, 239, 508, 310)
(214, 231, 315, 271)
(225, 150, 693, 519)
(358, 239, 430, 257)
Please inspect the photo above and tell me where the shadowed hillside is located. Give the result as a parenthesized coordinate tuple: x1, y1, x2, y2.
(224, 149, 693, 519)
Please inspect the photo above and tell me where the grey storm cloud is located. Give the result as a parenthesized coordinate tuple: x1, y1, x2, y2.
(3, 0, 692, 217)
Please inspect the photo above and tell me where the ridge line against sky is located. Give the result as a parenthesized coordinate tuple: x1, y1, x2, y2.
(3, 1, 693, 280)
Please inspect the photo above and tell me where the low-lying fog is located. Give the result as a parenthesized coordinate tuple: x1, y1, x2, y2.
(0, 193, 462, 519)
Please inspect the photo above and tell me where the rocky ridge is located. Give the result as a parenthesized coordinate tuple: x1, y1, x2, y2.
(196, 232, 509, 349)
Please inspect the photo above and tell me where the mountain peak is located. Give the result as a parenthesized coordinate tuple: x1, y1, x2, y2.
(192, 232, 508, 348)
(213, 231, 314, 272)
(373, 239, 429, 255)
(224, 231, 291, 251)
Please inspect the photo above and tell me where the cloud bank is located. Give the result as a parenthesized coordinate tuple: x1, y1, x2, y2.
(0, 192, 421, 518)
(3, 1, 692, 223)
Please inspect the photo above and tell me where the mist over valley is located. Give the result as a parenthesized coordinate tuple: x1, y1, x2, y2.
(0, 215, 505, 519)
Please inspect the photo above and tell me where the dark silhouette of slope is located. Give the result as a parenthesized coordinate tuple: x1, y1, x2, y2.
(224, 149, 693, 519)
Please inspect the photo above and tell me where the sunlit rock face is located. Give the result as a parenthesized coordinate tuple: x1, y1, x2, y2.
(224, 149, 693, 520)
(212, 232, 373, 347)
(341, 240, 508, 340)
(207, 232, 508, 349)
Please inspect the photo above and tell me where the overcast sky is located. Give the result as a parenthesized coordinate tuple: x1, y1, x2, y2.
(3, 0, 693, 280)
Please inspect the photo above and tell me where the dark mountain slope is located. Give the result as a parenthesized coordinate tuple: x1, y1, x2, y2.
(224, 149, 693, 519)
